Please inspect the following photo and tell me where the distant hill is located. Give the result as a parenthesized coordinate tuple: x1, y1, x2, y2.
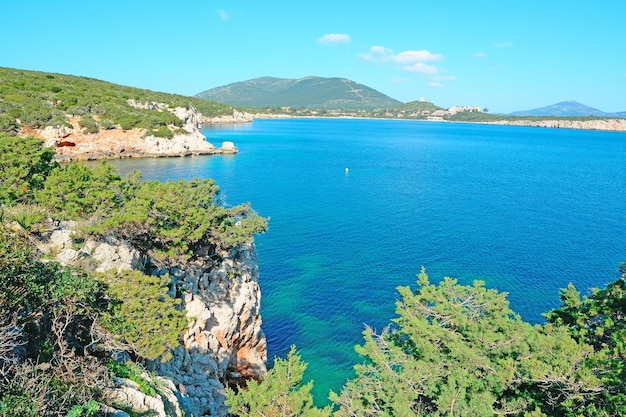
(510, 101, 626, 117)
(195, 76, 402, 110)
(393, 100, 443, 113)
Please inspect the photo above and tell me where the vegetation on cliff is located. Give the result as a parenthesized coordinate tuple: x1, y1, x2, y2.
(0, 67, 237, 137)
(227, 266, 626, 417)
(0, 134, 267, 416)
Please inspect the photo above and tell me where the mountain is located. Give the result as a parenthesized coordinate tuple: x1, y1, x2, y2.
(195, 76, 402, 110)
(510, 101, 626, 117)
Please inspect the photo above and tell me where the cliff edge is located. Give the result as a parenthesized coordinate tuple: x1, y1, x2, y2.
(41, 222, 266, 416)
(32, 102, 238, 162)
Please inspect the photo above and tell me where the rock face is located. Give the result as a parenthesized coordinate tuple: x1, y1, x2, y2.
(102, 374, 186, 417)
(205, 110, 255, 124)
(37, 104, 238, 162)
(41, 222, 266, 417)
(488, 118, 626, 131)
(148, 245, 266, 416)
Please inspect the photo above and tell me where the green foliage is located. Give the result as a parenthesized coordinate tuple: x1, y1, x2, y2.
(78, 115, 99, 134)
(546, 264, 626, 414)
(107, 360, 158, 397)
(90, 173, 267, 259)
(66, 400, 100, 417)
(0, 230, 59, 313)
(226, 346, 332, 417)
(35, 161, 122, 220)
(0, 134, 56, 203)
(2, 203, 48, 233)
(98, 269, 186, 361)
(0, 114, 18, 135)
(149, 125, 174, 138)
(0, 66, 236, 134)
(0, 389, 38, 417)
(332, 268, 606, 417)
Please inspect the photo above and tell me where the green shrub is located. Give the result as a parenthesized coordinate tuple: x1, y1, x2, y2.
(35, 161, 122, 220)
(115, 113, 141, 131)
(149, 125, 174, 138)
(107, 360, 158, 396)
(0, 114, 18, 135)
(0, 134, 56, 203)
(78, 115, 99, 134)
(98, 269, 186, 361)
(90, 175, 267, 259)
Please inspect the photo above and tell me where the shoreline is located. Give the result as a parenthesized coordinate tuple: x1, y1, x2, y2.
(22, 111, 626, 164)
(245, 113, 626, 132)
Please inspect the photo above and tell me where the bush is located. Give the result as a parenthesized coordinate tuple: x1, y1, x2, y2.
(98, 269, 186, 361)
(35, 161, 122, 220)
(78, 115, 98, 134)
(0, 114, 18, 135)
(0, 135, 56, 203)
(149, 125, 174, 139)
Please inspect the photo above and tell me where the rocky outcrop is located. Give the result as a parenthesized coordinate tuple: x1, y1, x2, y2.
(487, 118, 626, 131)
(40, 221, 266, 417)
(148, 245, 266, 416)
(143, 131, 217, 156)
(35, 104, 238, 162)
(204, 110, 256, 124)
(102, 375, 186, 417)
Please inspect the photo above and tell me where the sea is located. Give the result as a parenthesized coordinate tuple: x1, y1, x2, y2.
(103, 118, 626, 404)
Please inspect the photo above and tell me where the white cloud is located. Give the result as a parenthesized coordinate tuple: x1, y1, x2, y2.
(360, 45, 452, 83)
(394, 50, 443, 63)
(360, 46, 442, 64)
(473, 52, 487, 58)
(402, 62, 438, 75)
(318, 33, 352, 45)
(493, 42, 513, 48)
(218, 9, 231, 20)
(427, 82, 444, 88)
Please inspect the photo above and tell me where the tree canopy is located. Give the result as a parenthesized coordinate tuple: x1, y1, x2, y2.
(228, 267, 626, 417)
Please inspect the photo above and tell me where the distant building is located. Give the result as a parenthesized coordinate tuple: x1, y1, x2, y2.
(428, 109, 450, 120)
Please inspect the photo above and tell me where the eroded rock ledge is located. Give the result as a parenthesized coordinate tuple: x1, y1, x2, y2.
(486, 118, 626, 131)
(41, 221, 266, 416)
(33, 104, 239, 162)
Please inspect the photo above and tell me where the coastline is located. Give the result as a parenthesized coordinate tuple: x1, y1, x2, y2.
(23, 110, 626, 163)
(247, 113, 626, 132)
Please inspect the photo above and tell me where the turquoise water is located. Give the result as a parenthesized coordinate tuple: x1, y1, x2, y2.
(105, 118, 626, 403)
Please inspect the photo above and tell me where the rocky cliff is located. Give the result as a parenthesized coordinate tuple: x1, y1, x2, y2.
(34, 103, 238, 162)
(42, 221, 266, 416)
(487, 118, 626, 131)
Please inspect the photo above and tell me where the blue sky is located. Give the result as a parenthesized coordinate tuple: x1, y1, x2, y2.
(2, 0, 625, 113)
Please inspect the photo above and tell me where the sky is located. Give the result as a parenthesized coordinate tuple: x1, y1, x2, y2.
(2, 0, 625, 113)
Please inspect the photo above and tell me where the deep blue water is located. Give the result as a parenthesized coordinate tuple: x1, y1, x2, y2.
(104, 118, 626, 403)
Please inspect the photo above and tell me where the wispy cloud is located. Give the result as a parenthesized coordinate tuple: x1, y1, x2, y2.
(360, 46, 443, 64)
(218, 9, 231, 20)
(493, 42, 513, 48)
(402, 62, 438, 75)
(473, 52, 487, 58)
(318, 33, 352, 45)
(360, 45, 453, 86)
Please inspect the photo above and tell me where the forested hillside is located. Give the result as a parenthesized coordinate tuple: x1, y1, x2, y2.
(195, 76, 402, 110)
(0, 67, 237, 137)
